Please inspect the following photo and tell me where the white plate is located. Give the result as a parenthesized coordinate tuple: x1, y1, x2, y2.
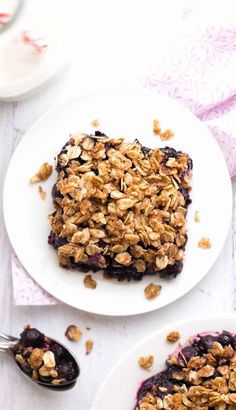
(91, 316, 236, 409)
(3, 90, 232, 316)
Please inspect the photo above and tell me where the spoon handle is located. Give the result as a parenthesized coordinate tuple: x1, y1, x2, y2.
(0, 332, 19, 352)
(0, 331, 18, 342)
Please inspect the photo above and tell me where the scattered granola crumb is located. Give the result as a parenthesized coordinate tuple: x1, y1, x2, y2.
(65, 325, 83, 341)
(38, 185, 47, 200)
(84, 274, 97, 289)
(167, 331, 180, 343)
(194, 211, 200, 223)
(23, 324, 30, 331)
(144, 283, 162, 299)
(160, 129, 174, 141)
(85, 339, 93, 355)
(153, 119, 161, 135)
(91, 119, 100, 127)
(198, 237, 211, 249)
(138, 355, 154, 370)
(29, 162, 52, 184)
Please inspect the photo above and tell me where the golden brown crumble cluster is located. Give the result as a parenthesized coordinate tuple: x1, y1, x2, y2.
(48, 132, 192, 280)
(30, 162, 52, 184)
(136, 335, 236, 410)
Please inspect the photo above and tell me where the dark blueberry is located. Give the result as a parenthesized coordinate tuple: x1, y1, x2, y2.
(137, 369, 176, 401)
(98, 240, 107, 249)
(187, 157, 193, 171)
(50, 343, 66, 358)
(217, 331, 234, 346)
(88, 253, 102, 265)
(160, 147, 179, 163)
(43, 342, 51, 350)
(195, 335, 217, 353)
(48, 232, 68, 249)
(159, 261, 183, 279)
(179, 187, 192, 206)
(57, 361, 76, 381)
(51, 183, 63, 201)
(141, 145, 151, 155)
(104, 259, 145, 281)
(94, 131, 108, 137)
(105, 143, 112, 152)
(179, 346, 199, 362)
(20, 328, 44, 348)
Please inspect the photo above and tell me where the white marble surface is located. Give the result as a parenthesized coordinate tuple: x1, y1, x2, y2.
(0, 1, 235, 409)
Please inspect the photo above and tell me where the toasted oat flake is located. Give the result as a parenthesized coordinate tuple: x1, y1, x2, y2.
(91, 118, 100, 127)
(160, 129, 174, 141)
(166, 331, 180, 343)
(138, 355, 154, 370)
(29, 162, 52, 184)
(85, 339, 93, 355)
(84, 274, 97, 289)
(38, 185, 47, 200)
(51, 378, 66, 385)
(29, 348, 44, 369)
(144, 283, 162, 299)
(153, 119, 161, 135)
(43, 351, 56, 368)
(198, 237, 211, 249)
(65, 325, 83, 341)
(194, 211, 200, 223)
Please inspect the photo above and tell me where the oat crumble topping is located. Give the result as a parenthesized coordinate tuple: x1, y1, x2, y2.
(30, 162, 52, 184)
(48, 131, 192, 281)
(198, 237, 211, 249)
(65, 325, 83, 341)
(139, 355, 155, 370)
(167, 331, 180, 343)
(136, 331, 236, 410)
(144, 283, 162, 299)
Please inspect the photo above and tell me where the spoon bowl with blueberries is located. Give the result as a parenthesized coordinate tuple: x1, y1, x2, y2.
(0, 326, 80, 390)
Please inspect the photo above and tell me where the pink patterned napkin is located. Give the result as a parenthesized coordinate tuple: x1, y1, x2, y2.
(12, 0, 236, 305)
(12, 254, 57, 305)
(144, 1, 236, 176)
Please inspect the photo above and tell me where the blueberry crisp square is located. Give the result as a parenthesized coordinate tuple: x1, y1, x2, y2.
(48, 131, 192, 281)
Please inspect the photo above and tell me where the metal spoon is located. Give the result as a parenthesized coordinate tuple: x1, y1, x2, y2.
(0, 330, 80, 391)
